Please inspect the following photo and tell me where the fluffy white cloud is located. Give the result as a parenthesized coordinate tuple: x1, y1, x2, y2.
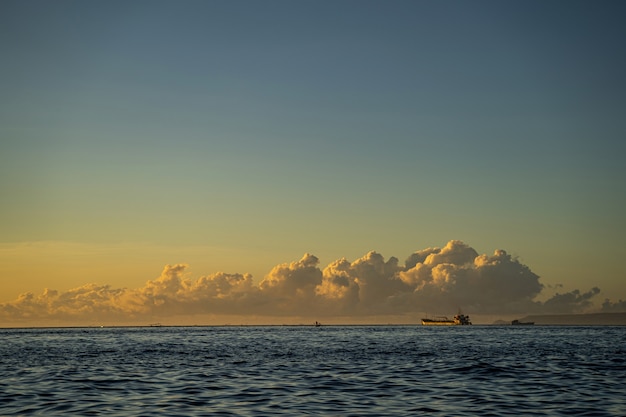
(0, 241, 611, 325)
(404, 240, 477, 269)
(315, 251, 405, 315)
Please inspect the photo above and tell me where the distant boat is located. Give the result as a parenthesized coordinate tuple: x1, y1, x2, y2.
(511, 319, 534, 326)
(314, 321, 322, 327)
(421, 313, 472, 326)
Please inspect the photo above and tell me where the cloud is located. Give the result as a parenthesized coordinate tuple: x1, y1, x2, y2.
(601, 298, 626, 312)
(258, 253, 322, 311)
(406, 240, 478, 268)
(396, 246, 547, 314)
(316, 251, 404, 315)
(540, 288, 601, 314)
(0, 240, 608, 325)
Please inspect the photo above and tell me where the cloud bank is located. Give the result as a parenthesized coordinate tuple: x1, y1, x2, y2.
(1, 240, 616, 325)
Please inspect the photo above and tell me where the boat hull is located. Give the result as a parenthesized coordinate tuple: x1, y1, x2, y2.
(421, 319, 457, 326)
(421, 313, 472, 326)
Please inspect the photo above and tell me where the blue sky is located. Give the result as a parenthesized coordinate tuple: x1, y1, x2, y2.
(1, 1, 625, 321)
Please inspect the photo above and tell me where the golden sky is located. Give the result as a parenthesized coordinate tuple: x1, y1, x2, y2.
(1, 1, 625, 326)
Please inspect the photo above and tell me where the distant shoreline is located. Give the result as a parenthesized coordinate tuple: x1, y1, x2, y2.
(2, 314, 626, 329)
(517, 312, 626, 326)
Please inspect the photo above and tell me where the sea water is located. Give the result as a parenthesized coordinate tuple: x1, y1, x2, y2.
(1, 326, 624, 416)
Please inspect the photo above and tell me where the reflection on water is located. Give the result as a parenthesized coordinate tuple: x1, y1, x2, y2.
(1, 326, 625, 416)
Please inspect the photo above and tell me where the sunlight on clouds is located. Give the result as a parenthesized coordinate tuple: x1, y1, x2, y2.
(0, 241, 276, 303)
(2, 240, 619, 326)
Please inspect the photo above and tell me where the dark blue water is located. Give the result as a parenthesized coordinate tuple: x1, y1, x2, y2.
(1, 326, 625, 416)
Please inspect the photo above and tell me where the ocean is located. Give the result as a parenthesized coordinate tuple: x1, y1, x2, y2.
(1, 325, 624, 416)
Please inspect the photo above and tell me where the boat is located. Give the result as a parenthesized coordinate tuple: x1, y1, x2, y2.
(314, 321, 321, 327)
(511, 319, 534, 325)
(421, 313, 472, 326)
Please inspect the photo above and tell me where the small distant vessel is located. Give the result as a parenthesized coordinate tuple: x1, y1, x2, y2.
(314, 321, 322, 327)
(511, 319, 534, 326)
(421, 313, 472, 326)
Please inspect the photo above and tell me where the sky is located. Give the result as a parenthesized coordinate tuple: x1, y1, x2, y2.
(1, 0, 625, 326)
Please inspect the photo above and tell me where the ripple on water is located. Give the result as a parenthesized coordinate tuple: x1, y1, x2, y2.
(1, 326, 626, 416)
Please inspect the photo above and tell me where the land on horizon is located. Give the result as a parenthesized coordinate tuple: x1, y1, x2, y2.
(3, 312, 626, 329)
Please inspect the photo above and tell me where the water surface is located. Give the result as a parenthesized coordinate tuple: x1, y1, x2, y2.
(1, 326, 624, 416)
